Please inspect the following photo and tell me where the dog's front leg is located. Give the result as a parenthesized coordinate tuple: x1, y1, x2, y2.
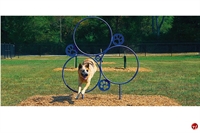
(81, 81, 90, 99)
(75, 83, 82, 99)
(78, 85, 82, 94)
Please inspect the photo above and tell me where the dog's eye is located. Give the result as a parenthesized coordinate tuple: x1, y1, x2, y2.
(86, 70, 88, 72)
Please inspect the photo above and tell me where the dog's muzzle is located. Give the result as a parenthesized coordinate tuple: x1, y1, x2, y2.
(81, 73, 88, 79)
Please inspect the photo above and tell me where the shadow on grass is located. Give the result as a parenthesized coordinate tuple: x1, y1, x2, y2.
(50, 94, 74, 104)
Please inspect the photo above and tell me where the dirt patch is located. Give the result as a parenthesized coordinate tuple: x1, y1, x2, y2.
(102, 62, 116, 64)
(54, 68, 77, 71)
(18, 94, 180, 106)
(102, 67, 151, 72)
(54, 67, 151, 72)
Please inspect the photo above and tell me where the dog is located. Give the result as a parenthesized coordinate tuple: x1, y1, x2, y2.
(75, 58, 97, 99)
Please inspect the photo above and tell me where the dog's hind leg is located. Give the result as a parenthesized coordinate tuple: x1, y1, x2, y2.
(75, 93, 80, 99)
(81, 93, 84, 99)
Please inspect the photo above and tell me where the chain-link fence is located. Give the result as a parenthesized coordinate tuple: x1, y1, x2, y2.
(1, 42, 200, 58)
(1, 43, 15, 59)
(131, 42, 200, 56)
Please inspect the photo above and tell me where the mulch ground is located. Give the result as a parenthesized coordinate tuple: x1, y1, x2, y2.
(54, 67, 151, 72)
(54, 61, 151, 72)
(18, 94, 181, 106)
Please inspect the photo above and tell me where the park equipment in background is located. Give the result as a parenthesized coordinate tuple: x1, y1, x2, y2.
(62, 16, 139, 99)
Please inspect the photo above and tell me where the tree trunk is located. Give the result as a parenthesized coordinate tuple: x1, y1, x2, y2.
(60, 16, 62, 42)
(152, 16, 155, 34)
(155, 16, 165, 37)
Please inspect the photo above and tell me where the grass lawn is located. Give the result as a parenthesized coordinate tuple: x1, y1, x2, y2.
(1, 55, 200, 106)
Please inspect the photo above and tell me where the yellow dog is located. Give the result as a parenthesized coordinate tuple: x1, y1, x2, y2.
(76, 58, 97, 99)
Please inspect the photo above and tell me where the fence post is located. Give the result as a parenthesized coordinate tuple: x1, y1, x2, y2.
(2, 43, 5, 59)
(169, 44, 173, 56)
(10, 44, 12, 59)
(6, 43, 10, 58)
(39, 45, 41, 57)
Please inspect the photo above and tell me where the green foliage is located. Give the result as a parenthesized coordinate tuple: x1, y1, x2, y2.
(1, 16, 32, 43)
(1, 16, 200, 48)
(160, 16, 174, 34)
(152, 16, 174, 34)
(167, 16, 200, 42)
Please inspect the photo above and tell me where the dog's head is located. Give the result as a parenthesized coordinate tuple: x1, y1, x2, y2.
(78, 63, 90, 80)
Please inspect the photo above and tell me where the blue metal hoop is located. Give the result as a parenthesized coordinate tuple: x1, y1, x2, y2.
(100, 45, 140, 85)
(73, 16, 113, 56)
(62, 55, 102, 93)
(62, 16, 140, 98)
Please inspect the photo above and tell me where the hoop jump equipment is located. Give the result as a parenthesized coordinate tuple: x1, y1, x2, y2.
(62, 16, 139, 99)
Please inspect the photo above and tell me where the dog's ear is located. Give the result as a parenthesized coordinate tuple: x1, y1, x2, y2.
(78, 64, 82, 69)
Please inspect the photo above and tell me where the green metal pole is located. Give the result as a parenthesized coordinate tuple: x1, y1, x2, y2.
(123, 55, 126, 69)
(74, 56, 77, 68)
(119, 84, 122, 100)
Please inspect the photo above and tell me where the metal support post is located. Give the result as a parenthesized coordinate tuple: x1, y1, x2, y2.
(119, 84, 122, 100)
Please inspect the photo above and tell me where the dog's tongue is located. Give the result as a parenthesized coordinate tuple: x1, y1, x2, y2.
(81, 73, 87, 80)
(83, 76, 87, 80)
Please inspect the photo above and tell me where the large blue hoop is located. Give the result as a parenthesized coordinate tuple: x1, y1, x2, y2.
(100, 45, 140, 85)
(62, 55, 102, 93)
(73, 16, 113, 56)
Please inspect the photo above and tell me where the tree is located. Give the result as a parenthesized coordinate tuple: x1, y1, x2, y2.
(168, 16, 200, 42)
(152, 16, 174, 38)
(1, 16, 34, 43)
